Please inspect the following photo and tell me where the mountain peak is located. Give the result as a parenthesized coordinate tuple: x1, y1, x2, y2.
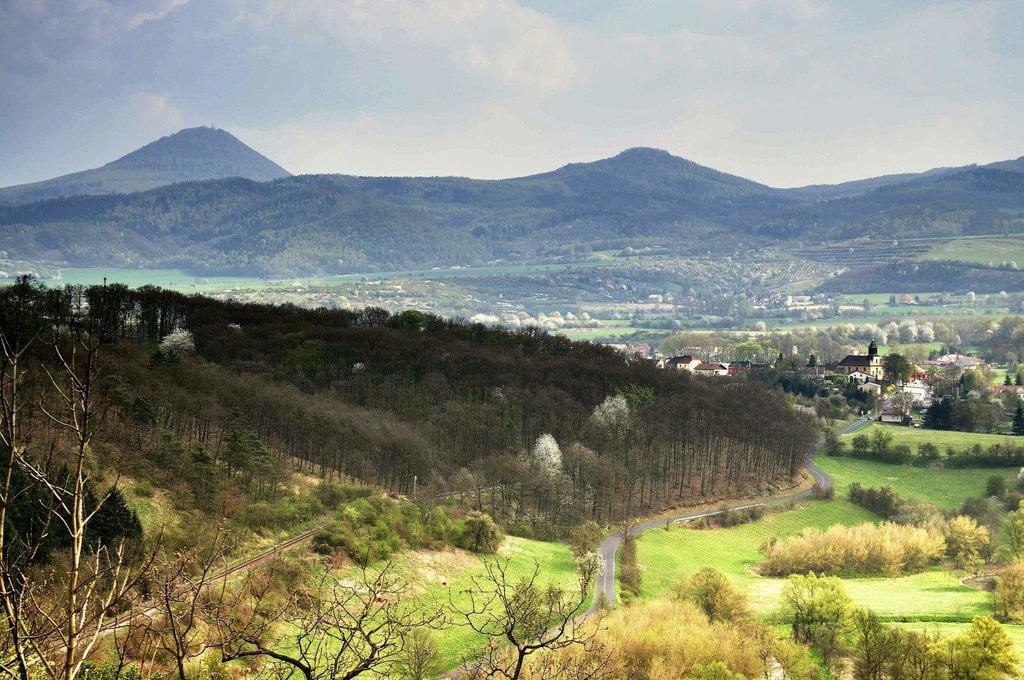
(0, 127, 289, 204)
(106, 126, 290, 180)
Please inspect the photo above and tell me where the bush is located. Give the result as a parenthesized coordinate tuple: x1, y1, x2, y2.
(672, 568, 749, 623)
(457, 511, 504, 554)
(989, 475, 1008, 498)
(848, 483, 900, 518)
(761, 522, 945, 577)
(994, 561, 1024, 623)
(132, 479, 154, 498)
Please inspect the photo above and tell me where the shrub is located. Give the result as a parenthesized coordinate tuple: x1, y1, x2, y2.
(761, 522, 945, 577)
(457, 511, 503, 554)
(989, 475, 1008, 498)
(848, 483, 900, 518)
(672, 568, 749, 623)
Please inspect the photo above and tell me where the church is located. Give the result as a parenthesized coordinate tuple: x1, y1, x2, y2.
(836, 340, 885, 381)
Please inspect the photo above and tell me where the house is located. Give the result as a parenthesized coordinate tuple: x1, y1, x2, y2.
(694, 362, 729, 377)
(879, 398, 910, 425)
(900, 379, 933, 407)
(837, 341, 885, 381)
(857, 381, 883, 397)
(932, 354, 984, 369)
(847, 371, 875, 384)
(728, 360, 752, 376)
(993, 385, 1024, 400)
(799, 366, 827, 381)
(658, 355, 702, 372)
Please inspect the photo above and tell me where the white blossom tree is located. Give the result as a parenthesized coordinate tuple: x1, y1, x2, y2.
(159, 328, 195, 360)
(530, 434, 562, 476)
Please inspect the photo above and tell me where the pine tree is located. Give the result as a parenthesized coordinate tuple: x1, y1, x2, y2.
(1014, 402, 1024, 437)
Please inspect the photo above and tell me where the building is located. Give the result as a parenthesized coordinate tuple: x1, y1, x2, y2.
(900, 379, 933, 407)
(847, 371, 875, 384)
(837, 341, 885, 381)
(694, 362, 729, 377)
(728, 360, 752, 376)
(658, 355, 702, 372)
(879, 399, 910, 425)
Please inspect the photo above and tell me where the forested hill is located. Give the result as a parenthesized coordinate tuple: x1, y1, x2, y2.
(1, 278, 817, 526)
(1, 144, 1023, 275)
(0, 127, 290, 205)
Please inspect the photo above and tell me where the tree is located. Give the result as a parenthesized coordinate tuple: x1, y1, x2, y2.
(994, 561, 1024, 624)
(459, 511, 504, 554)
(1014, 403, 1024, 437)
(393, 628, 441, 680)
(215, 560, 437, 680)
(930, 616, 1019, 679)
(849, 608, 895, 680)
(1008, 509, 1024, 561)
(780, 573, 852, 670)
(450, 557, 602, 680)
(673, 567, 749, 623)
(883, 353, 913, 385)
(141, 528, 232, 680)
(944, 515, 990, 572)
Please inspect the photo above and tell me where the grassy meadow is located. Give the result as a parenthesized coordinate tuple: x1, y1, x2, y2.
(841, 423, 1021, 450)
(815, 455, 1015, 509)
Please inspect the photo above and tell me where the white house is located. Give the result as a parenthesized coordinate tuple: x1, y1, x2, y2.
(856, 382, 883, 397)
(658, 355, 702, 372)
(900, 379, 933, 407)
(847, 371, 875, 383)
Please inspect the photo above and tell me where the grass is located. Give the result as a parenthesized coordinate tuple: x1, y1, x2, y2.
(636, 500, 875, 606)
(636, 501, 992, 622)
(815, 455, 1016, 510)
(841, 423, 1021, 450)
(922, 235, 1024, 266)
(326, 536, 581, 673)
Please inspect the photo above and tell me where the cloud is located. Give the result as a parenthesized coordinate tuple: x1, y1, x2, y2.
(1, 0, 1023, 187)
(252, 0, 576, 94)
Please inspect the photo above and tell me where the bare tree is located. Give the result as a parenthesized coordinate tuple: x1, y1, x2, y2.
(450, 557, 603, 680)
(139, 528, 231, 680)
(21, 321, 154, 679)
(214, 559, 438, 680)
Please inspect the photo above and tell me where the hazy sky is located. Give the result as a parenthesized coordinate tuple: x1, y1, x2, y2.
(2, 0, 1023, 188)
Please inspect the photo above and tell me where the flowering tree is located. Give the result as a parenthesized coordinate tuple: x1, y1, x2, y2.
(159, 328, 195, 360)
(530, 434, 562, 476)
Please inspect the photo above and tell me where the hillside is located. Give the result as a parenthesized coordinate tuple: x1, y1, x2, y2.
(1, 141, 1023, 275)
(0, 127, 290, 205)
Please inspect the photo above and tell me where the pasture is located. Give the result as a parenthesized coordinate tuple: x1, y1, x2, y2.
(815, 455, 1016, 509)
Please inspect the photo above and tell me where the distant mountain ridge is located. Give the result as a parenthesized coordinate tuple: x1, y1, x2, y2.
(0, 131, 1022, 276)
(0, 127, 290, 205)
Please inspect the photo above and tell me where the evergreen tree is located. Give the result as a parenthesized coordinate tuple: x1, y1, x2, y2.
(1014, 403, 1024, 437)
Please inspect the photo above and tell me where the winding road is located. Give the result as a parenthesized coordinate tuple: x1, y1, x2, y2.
(585, 417, 871, 616)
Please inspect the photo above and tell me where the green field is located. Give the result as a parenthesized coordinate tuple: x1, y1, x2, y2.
(922, 235, 1024, 266)
(636, 500, 992, 622)
(325, 536, 581, 673)
(815, 455, 1016, 509)
(637, 500, 874, 605)
(841, 423, 1020, 451)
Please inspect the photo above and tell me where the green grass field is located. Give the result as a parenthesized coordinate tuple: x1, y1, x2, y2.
(922, 235, 1024, 266)
(636, 500, 992, 622)
(815, 455, 1015, 509)
(841, 423, 1020, 451)
(325, 536, 581, 673)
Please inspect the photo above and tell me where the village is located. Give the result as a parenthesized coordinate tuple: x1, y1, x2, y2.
(644, 339, 1024, 431)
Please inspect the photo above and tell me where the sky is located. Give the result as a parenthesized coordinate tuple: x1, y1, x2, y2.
(2, 0, 1023, 188)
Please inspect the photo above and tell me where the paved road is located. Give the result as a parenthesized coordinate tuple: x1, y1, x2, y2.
(585, 417, 871, 616)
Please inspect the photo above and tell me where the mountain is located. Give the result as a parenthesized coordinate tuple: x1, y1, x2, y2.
(1, 143, 1022, 276)
(0, 127, 290, 205)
